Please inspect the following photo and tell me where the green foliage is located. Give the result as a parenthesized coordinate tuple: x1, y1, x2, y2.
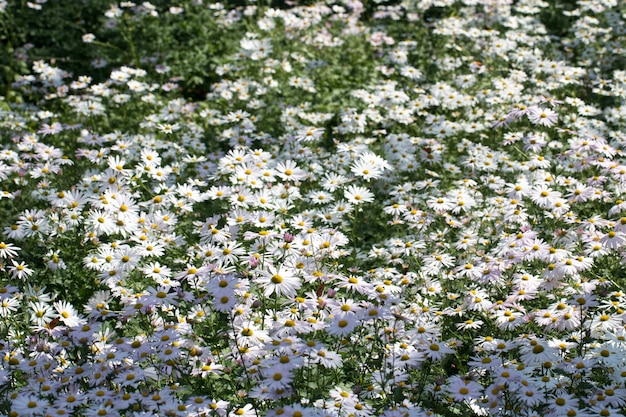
(0, 0, 109, 97)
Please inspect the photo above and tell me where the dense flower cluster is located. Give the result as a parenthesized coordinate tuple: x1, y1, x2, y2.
(2, 0, 626, 417)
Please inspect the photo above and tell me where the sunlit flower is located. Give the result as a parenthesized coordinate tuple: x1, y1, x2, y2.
(344, 185, 375, 204)
(258, 265, 301, 298)
(157, 123, 180, 134)
(601, 230, 626, 250)
(0, 242, 20, 258)
(8, 260, 33, 280)
(326, 313, 359, 336)
(54, 300, 85, 328)
(519, 337, 560, 366)
(527, 106, 558, 127)
(11, 394, 50, 416)
(275, 160, 306, 181)
(446, 376, 483, 402)
(421, 339, 454, 361)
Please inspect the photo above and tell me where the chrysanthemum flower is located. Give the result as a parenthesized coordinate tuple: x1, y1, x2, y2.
(344, 185, 375, 204)
(445, 376, 483, 402)
(527, 106, 558, 127)
(53, 300, 85, 328)
(0, 242, 20, 259)
(258, 265, 301, 298)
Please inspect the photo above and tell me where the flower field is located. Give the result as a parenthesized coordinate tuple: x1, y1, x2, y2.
(2, 0, 626, 416)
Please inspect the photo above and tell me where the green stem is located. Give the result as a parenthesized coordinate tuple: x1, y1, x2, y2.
(120, 17, 140, 68)
(351, 209, 359, 261)
(91, 40, 124, 51)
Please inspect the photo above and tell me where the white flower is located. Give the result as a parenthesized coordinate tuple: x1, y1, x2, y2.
(258, 265, 301, 298)
(87, 210, 117, 236)
(527, 106, 558, 127)
(601, 231, 626, 250)
(8, 260, 33, 280)
(0, 242, 20, 258)
(445, 376, 483, 402)
(350, 152, 390, 181)
(157, 123, 180, 134)
(326, 313, 359, 336)
(11, 394, 50, 415)
(295, 126, 325, 142)
(275, 160, 306, 181)
(529, 185, 562, 209)
(344, 185, 375, 204)
(229, 404, 257, 417)
(54, 300, 85, 328)
(233, 321, 270, 347)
